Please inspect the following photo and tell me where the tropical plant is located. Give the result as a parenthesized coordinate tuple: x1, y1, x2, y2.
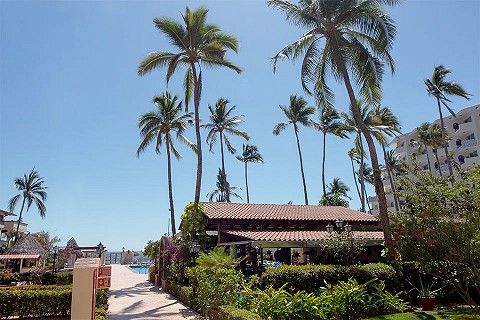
(407, 276, 444, 298)
(348, 148, 363, 206)
(138, 6, 242, 207)
(207, 168, 243, 202)
(428, 122, 448, 176)
(137, 92, 195, 235)
(268, 0, 398, 251)
(195, 246, 244, 269)
(236, 144, 264, 203)
(273, 94, 315, 205)
(415, 122, 433, 172)
(326, 178, 351, 200)
(204, 98, 249, 202)
(312, 105, 347, 197)
(143, 239, 160, 261)
(320, 193, 349, 208)
(8, 168, 47, 239)
(425, 65, 471, 176)
(324, 231, 367, 266)
(31, 231, 60, 252)
(179, 202, 208, 248)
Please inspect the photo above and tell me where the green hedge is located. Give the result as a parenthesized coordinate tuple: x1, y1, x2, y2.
(167, 279, 195, 308)
(259, 263, 398, 293)
(0, 285, 108, 319)
(219, 305, 262, 320)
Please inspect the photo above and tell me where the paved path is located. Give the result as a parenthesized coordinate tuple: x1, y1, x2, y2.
(108, 264, 203, 319)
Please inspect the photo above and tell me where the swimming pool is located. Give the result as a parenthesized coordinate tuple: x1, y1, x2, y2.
(129, 265, 150, 274)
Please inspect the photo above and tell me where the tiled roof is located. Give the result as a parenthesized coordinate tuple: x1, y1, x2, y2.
(0, 209, 16, 216)
(224, 230, 384, 242)
(201, 202, 378, 222)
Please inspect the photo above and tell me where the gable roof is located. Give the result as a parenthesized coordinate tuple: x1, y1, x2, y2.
(3, 234, 48, 257)
(201, 202, 378, 223)
(0, 209, 16, 217)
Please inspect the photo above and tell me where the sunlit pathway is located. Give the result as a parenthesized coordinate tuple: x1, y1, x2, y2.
(108, 264, 203, 319)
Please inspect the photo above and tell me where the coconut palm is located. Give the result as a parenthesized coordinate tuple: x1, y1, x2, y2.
(273, 94, 315, 205)
(268, 0, 397, 250)
(204, 98, 249, 202)
(207, 168, 242, 202)
(312, 105, 347, 197)
(425, 65, 471, 176)
(8, 168, 47, 240)
(428, 123, 447, 176)
(137, 92, 195, 236)
(357, 163, 374, 213)
(348, 148, 363, 205)
(326, 178, 352, 200)
(416, 122, 433, 171)
(236, 144, 264, 203)
(138, 7, 241, 206)
(383, 149, 402, 210)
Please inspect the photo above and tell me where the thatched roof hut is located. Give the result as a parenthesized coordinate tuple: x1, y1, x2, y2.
(0, 234, 48, 272)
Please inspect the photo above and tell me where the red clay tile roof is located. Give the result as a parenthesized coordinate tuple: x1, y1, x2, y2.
(0, 209, 16, 216)
(201, 202, 378, 223)
(224, 230, 384, 242)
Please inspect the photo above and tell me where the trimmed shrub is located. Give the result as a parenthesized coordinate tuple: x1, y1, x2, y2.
(259, 263, 398, 293)
(55, 271, 73, 285)
(167, 279, 194, 308)
(219, 305, 262, 320)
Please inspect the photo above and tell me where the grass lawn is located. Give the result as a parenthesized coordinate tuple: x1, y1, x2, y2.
(365, 309, 480, 320)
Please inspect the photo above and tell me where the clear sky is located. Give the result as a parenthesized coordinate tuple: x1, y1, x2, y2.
(1, 0, 479, 252)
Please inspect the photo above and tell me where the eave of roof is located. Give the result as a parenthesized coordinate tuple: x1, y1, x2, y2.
(223, 230, 384, 242)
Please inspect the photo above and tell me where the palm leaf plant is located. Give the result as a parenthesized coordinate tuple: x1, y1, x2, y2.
(137, 92, 196, 236)
(273, 94, 315, 205)
(416, 122, 433, 172)
(207, 168, 242, 202)
(348, 148, 363, 206)
(138, 6, 241, 207)
(236, 144, 264, 203)
(204, 98, 249, 202)
(268, 0, 398, 250)
(425, 65, 471, 176)
(8, 168, 47, 240)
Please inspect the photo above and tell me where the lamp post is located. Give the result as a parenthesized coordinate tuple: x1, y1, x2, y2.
(96, 242, 105, 258)
(188, 237, 201, 266)
(52, 246, 58, 275)
(326, 219, 354, 265)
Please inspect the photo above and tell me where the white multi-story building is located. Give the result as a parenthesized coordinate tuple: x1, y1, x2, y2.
(369, 104, 480, 215)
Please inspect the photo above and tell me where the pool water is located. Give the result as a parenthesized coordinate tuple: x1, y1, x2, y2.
(129, 265, 149, 274)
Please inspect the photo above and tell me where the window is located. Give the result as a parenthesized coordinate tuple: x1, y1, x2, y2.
(464, 116, 472, 123)
(467, 133, 475, 140)
(453, 122, 459, 131)
(458, 155, 465, 164)
(470, 151, 478, 157)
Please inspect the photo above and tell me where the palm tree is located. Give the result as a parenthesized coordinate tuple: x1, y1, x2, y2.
(428, 123, 447, 176)
(383, 149, 401, 211)
(268, 0, 397, 250)
(425, 65, 471, 176)
(357, 164, 374, 213)
(326, 178, 352, 200)
(416, 122, 433, 171)
(207, 168, 242, 202)
(312, 105, 347, 197)
(348, 148, 363, 205)
(236, 144, 264, 203)
(138, 7, 241, 207)
(204, 98, 249, 202)
(8, 168, 47, 240)
(137, 92, 195, 236)
(273, 95, 315, 205)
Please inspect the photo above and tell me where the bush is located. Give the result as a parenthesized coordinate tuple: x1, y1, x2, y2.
(0, 270, 16, 285)
(259, 263, 398, 293)
(55, 271, 73, 285)
(219, 305, 262, 320)
(167, 279, 194, 308)
(187, 266, 244, 316)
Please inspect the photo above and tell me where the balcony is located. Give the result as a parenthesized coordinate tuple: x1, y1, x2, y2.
(452, 121, 475, 137)
(3, 220, 28, 234)
(456, 139, 477, 151)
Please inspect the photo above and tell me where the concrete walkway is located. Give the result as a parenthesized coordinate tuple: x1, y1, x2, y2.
(108, 264, 203, 319)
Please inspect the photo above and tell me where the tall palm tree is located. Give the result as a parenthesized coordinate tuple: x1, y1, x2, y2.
(138, 7, 241, 207)
(425, 65, 471, 176)
(273, 94, 315, 205)
(312, 105, 347, 197)
(204, 98, 249, 202)
(236, 144, 264, 203)
(8, 168, 47, 240)
(137, 92, 195, 236)
(357, 163, 374, 213)
(416, 122, 433, 171)
(268, 0, 397, 250)
(348, 148, 363, 205)
(383, 149, 401, 211)
(326, 178, 352, 200)
(207, 168, 242, 202)
(428, 123, 447, 176)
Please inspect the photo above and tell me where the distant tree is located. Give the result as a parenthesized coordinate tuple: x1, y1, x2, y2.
(31, 230, 60, 252)
(206, 168, 243, 202)
(8, 168, 47, 240)
(425, 65, 471, 176)
(273, 95, 315, 205)
(143, 240, 160, 261)
(137, 92, 195, 236)
(138, 7, 242, 206)
(320, 194, 349, 208)
(415, 122, 433, 171)
(236, 144, 264, 203)
(204, 98, 249, 202)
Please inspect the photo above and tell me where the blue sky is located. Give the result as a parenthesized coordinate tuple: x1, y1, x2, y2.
(1, 0, 479, 251)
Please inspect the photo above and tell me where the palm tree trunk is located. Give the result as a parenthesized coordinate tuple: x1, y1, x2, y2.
(15, 198, 26, 240)
(364, 187, 372, 214)
(219, 132, 230, 202)
(436, 97, 453, 176)
(165, 137, 176, 236)
(322, 131, 327, 197)
(382, 143, 399, 212)
(434, 149, 443, 177)
(244, 162, 250, 203)
(350, 158, 362, 205)
(358, 133, 366, 212)
(340, 67, 393, 252)
(191, 64, 203, 207)
(293, 124, 309, 205)
(424, 143, 432, 171)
